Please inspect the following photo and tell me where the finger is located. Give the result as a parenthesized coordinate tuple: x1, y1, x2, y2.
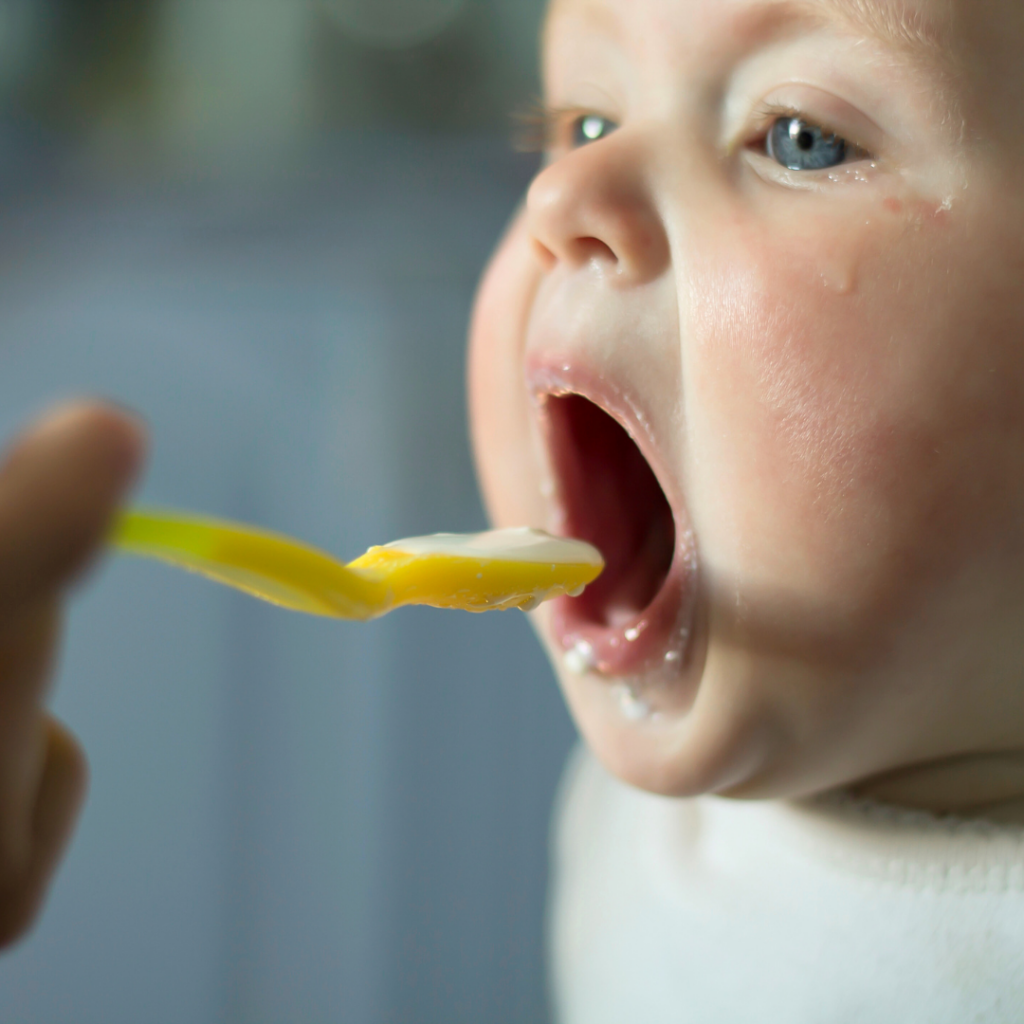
(0, 402, 143, 873)
(0, 716, 88, 950)
(0, 400, 148, 620)
(0, 599, 60, 873)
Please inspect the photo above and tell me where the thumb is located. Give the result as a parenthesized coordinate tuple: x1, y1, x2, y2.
(0, 400, 148, 618)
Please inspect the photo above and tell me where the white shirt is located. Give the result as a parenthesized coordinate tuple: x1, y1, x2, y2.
(550, 748, 1024, 1023)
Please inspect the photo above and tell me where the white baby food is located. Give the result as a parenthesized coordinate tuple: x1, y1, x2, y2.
(381, 526, 603, 565)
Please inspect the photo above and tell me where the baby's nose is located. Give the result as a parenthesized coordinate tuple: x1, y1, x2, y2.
(526, 133, 669, 285)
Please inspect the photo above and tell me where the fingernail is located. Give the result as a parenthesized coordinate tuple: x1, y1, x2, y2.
(25, 401, 96, 444)
(96, 397, 148, 432)
(26, 399, 148, 479)
(94, 400, 149, 479)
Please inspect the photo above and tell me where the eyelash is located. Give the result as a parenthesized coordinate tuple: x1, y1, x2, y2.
(511, 99, 871, 164)
(745, 102, 859, 157)
(511, 101, 597, 153)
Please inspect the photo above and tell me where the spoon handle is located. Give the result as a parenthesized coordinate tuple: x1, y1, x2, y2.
(110, 509, 388, 619)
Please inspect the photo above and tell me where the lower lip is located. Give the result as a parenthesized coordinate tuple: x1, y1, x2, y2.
(549, 537, 698, 680)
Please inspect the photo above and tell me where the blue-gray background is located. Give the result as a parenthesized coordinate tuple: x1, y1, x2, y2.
(0, 3, 578, 1022)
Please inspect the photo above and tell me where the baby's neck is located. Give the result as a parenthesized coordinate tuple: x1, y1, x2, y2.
(850, 753, 1024, 825)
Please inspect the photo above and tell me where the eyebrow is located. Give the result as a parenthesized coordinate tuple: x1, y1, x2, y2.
(542, 0, 623, 54)
(788, 0, 950, 65)
(544, 0, 951, 69)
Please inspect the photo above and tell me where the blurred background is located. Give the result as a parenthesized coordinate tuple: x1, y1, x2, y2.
(0, 3, 580, 1023)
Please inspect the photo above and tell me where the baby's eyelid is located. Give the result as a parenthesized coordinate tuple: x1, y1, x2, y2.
(557, 108, 618, 144)
(764, 92, 881, 151)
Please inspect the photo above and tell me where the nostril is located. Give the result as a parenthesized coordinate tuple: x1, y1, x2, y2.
(531, 235, 616, 273)
(572, 237, 618, 267)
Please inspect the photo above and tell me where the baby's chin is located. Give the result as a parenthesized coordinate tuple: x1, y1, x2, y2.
(531, 603, 795, 798)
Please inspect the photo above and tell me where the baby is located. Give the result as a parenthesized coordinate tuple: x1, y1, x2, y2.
(469, 0, 1024, 1017)
(1, 0, 1023, 1017)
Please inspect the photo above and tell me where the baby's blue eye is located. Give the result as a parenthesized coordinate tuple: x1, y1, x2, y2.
(572, 114, 617, 148)
(767, 117, 847, 171)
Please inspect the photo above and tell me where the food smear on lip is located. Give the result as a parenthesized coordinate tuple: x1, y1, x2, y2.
(110, 509, 604, 621)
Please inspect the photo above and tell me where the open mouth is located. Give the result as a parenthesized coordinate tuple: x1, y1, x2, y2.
(541, 391, 695, 678)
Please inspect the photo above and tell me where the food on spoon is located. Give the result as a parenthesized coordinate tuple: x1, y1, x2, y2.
(110, 509, 604, 621)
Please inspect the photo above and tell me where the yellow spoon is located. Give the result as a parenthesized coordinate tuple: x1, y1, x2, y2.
(109, 508, 604, 621)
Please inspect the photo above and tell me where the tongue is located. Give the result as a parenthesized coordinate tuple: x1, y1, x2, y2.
(545, 394, 675, 627)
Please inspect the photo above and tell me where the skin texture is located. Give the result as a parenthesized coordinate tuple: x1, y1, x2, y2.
(469, 0, 1024, 811)
(0, 403, 147, 948)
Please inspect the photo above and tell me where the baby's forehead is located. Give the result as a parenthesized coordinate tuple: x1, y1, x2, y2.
(541, 0, 1006, 68)
(545, 0, 948, 48)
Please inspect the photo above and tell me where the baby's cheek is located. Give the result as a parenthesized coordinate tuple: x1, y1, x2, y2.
(468, 212, 547, 531)
(686, 208, 903, 592)
(684, 195, 1024, 639)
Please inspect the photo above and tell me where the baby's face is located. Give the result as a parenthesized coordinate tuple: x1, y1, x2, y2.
(469, 0, 1024, 801)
